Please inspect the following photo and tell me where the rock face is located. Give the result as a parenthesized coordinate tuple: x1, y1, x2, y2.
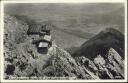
(74, 48, 124, 79)
(4, 15, 124, 80)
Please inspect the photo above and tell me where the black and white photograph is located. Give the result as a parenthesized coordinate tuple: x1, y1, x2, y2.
(0, 0, 127, 82)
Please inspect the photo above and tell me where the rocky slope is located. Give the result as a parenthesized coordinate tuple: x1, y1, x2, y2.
(4, 15, 124, 80)
(74, 47, 124, 79)
(72, 28, 124, 79)
(4, 15, 90, 80)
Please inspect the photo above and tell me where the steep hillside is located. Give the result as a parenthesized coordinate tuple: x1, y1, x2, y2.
(72, 28, 124, 59)
(4, 15, 92, 80)
(4, 15, 124, 80)
(72, 28, 124, 79)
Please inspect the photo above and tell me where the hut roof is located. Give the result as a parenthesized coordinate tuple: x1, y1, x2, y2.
(44, 35, 51, 42)
(38, 42, 48, 48)
(28, 25, 42, 34)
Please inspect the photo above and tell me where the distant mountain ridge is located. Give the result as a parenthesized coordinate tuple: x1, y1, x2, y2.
(5, 3, 123, 17)
(72, 28, 124, 59)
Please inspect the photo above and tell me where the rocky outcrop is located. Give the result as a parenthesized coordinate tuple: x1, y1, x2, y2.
(74, 47, 124, 79)
(72, 28, 124, 79)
